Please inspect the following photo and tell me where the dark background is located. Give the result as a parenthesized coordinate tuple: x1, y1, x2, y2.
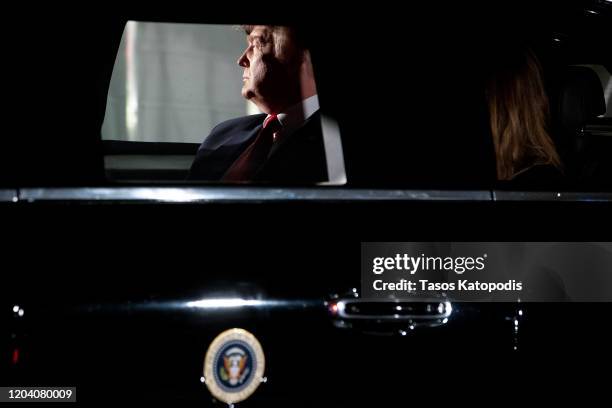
(3, 1, 612, 405)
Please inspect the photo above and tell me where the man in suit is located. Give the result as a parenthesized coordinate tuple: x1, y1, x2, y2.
(188, 25, 328, 183)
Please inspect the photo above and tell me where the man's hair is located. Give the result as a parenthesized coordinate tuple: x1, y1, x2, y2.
(241, 25, 309, 52)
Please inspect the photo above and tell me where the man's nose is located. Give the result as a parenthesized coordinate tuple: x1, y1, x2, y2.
(237, 48, 249, 67)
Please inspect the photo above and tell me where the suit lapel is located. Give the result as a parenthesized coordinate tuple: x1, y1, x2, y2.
(220, 124, 262, 155)
(191, 123, 262, 180)
(234, 123, 263, 146)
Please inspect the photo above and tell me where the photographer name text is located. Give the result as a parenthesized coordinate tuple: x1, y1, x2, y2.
(370, 254, 523, 293)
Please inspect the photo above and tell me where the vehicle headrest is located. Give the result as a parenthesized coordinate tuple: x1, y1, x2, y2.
(553, 66, 606, 132)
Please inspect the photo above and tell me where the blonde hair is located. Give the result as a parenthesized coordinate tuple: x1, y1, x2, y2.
(487, 48, 562, 180)
(241, 25, 306, 63)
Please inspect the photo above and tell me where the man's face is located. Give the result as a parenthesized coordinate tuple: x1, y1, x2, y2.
(237, 26, 302, 114)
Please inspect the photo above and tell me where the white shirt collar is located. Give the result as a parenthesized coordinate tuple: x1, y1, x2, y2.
(265, 95, 319, 140)
(276, 94, 319, 127)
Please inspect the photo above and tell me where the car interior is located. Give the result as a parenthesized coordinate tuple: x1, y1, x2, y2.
(96, 17, 611, 191)
(8, 2, 609, 194)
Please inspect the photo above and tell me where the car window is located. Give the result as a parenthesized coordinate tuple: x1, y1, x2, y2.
(101, 22, 346, 185)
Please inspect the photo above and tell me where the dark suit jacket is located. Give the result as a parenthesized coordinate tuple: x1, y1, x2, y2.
(188, 112, 328, 183)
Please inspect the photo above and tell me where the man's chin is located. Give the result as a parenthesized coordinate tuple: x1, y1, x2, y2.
(242, 85, 256, 99)
(244, 93, 263, 108)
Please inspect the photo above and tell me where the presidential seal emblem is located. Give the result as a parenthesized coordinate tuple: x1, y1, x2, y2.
(203, 328, 265, 405)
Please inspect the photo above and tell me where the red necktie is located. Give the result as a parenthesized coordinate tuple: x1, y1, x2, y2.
(222, 115, 282, 182)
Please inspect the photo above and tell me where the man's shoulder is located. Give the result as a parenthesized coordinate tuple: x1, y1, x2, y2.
(200, 113, 267, 150)
(212, 113, 267, 134)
